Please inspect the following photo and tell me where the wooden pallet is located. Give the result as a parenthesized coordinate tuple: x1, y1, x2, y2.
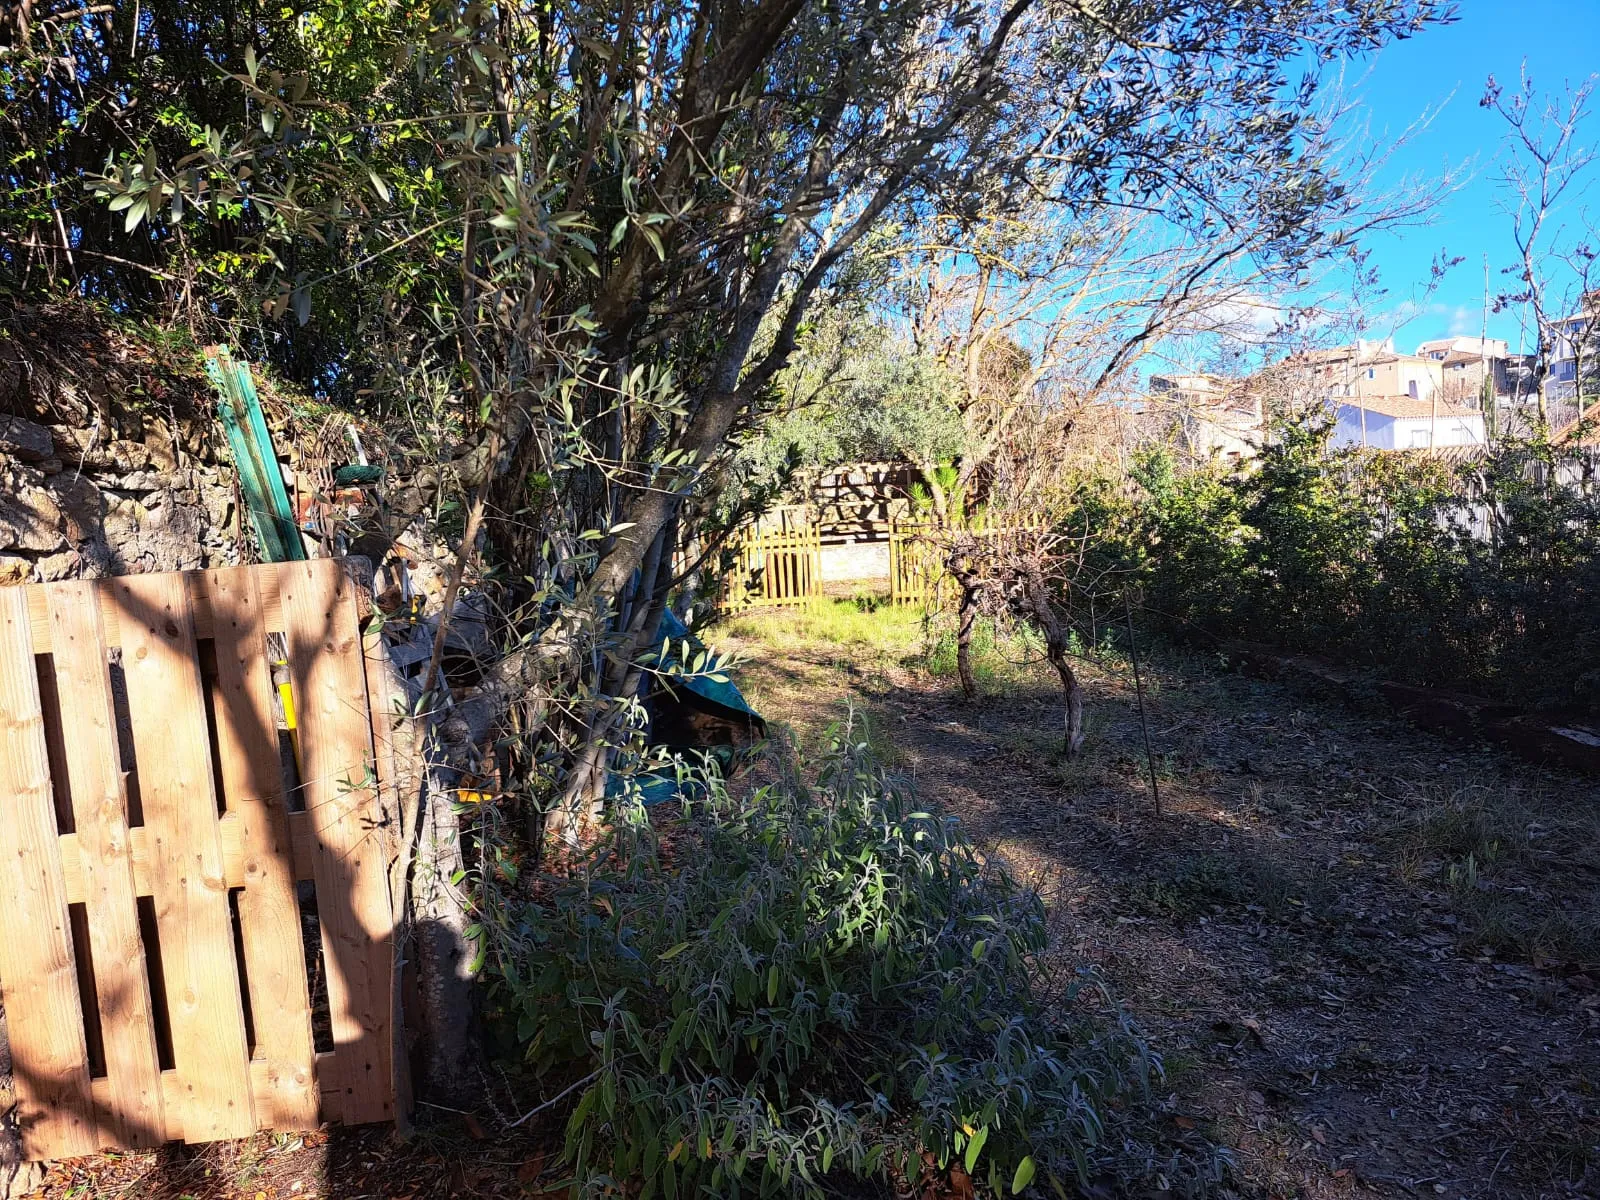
(722, 524, 824, 610)
(0, 560, 397, 1161)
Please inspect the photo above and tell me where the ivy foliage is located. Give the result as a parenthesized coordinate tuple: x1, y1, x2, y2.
(496, 734, 1155, 1198)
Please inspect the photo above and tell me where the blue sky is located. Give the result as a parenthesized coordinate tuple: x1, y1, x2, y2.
(1347, 0, 1599, 352)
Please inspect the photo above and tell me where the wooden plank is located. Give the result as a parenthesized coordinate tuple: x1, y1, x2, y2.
(204, 566, 320, 1132)
(24, 565, 289, 654)
(358, 599, 415, 1129)
(44, 581, 167, 1149)
(112, 572, 256, 1142)
(280, 558, 394, 1125)
(92, 1056, 342, 1138)
(58, 810, 315, 904)
(92, 1075, 180, 1143)
(0, 586, 99, 1160)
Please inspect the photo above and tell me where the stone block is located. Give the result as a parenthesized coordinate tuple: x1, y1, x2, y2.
(34, 548, 79, 580)
(0, 415, 52, 462)
(46, 472, 104, 541)
(0, 555, 30, 586)
(0, 487, 64, 552)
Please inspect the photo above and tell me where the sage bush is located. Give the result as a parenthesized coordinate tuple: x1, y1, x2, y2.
(495, 734, 1152, 1197)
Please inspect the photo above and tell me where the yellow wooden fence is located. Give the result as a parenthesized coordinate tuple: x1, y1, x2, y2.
(721, 523, 825, 610)
(888, 514, 1050, 609)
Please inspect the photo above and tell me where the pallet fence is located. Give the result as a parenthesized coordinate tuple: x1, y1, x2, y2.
(888, 523, 941, 608)
(0, 559, 397, 1161)
(889, 515, 1051, 609)
(721, 523, 825, 610)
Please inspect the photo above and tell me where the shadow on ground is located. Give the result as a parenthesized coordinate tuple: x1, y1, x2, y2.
(13, 1115, 568, 1199)
(719, 613, 1600, 1200)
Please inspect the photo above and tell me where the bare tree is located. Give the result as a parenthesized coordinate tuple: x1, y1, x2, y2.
(1484, 68, 1599, 427)
(930, 519, 1109, 756)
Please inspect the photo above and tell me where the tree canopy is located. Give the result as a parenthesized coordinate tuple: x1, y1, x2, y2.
(2, 0, 1454, 800)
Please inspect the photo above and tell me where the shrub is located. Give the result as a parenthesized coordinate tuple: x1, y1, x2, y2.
(1123, 423, 1600, 714)
(495, 733, 1153, 1198)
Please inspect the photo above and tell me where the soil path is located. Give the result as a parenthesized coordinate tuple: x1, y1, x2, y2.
(720, 616, 1600, 1200)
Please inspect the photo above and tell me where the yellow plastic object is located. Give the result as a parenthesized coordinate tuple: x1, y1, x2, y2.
(278, 680, 303, 777)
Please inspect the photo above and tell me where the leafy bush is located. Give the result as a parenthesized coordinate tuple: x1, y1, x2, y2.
(1124, 422, 1600, 714)
(495, 734, 1152, 1198)
(728, 314, 967, 517)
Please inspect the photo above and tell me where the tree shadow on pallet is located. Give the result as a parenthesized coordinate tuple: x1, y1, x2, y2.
(0, 562, 402, 1186)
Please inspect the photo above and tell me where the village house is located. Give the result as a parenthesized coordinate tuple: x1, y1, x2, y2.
(1549, 291, 1599, 401)
(1331, 393, 1486, 449)
(1266, 338, 1485, 449)
(1148, 372, 1263, 464)
(1415, 334, 1539, 408)
(1295, 338, 1444, 403)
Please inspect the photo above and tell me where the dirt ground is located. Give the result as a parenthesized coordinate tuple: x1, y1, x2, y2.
(12, 1118, 571, 1200)
(716, 604, 1600, 1200)
(18, 602, 1599, 1200)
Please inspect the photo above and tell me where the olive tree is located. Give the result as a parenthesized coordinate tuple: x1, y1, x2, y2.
(12, 0, 1454, 1102)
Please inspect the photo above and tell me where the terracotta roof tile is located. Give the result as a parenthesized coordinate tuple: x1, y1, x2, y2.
(1337, 396, 1481, 419)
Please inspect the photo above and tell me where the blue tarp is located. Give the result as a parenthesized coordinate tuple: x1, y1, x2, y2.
(654, 609, 763, 721)
(604, 609, 765, 806)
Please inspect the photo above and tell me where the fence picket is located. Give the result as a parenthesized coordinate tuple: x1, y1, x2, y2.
(721, 521, 825, 611)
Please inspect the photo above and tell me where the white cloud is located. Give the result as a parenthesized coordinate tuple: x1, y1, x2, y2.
(1380, 300, 1482, 340)
(1180, 294, 1288, 344)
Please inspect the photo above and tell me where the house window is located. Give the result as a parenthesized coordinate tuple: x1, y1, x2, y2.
(1367, 368, 1375, 379)
(1408, 379, 1419, 399)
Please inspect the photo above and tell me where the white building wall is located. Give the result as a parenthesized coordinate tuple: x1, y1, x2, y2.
(1391, 415, 1485, 448)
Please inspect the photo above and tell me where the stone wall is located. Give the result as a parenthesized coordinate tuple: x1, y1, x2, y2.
(0, 303, 249, 583)
(820, 539, 890, 583)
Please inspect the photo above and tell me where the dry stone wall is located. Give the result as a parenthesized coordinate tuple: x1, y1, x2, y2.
(0, 304, 248, 583)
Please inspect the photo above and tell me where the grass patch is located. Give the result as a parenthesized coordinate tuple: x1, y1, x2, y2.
(716, 597, 929, 658)
(1125, 851, 1330, 925)
(925, 615, 1050, 692)
(717, 601, 1059, 700)
(1393, 782, 1600, 964)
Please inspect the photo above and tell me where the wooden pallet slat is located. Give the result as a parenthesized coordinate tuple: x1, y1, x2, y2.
(23, 564, 293, 655)
(360, 615, 413, 1125)
(205, 566, 321, 1132)
(113, 572, 257, 1143)
(0, 587, 99, 1160)
(56, 810, 317, 905)
(280, 558, 394, 1126)
(43, 581, 167, 1149)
